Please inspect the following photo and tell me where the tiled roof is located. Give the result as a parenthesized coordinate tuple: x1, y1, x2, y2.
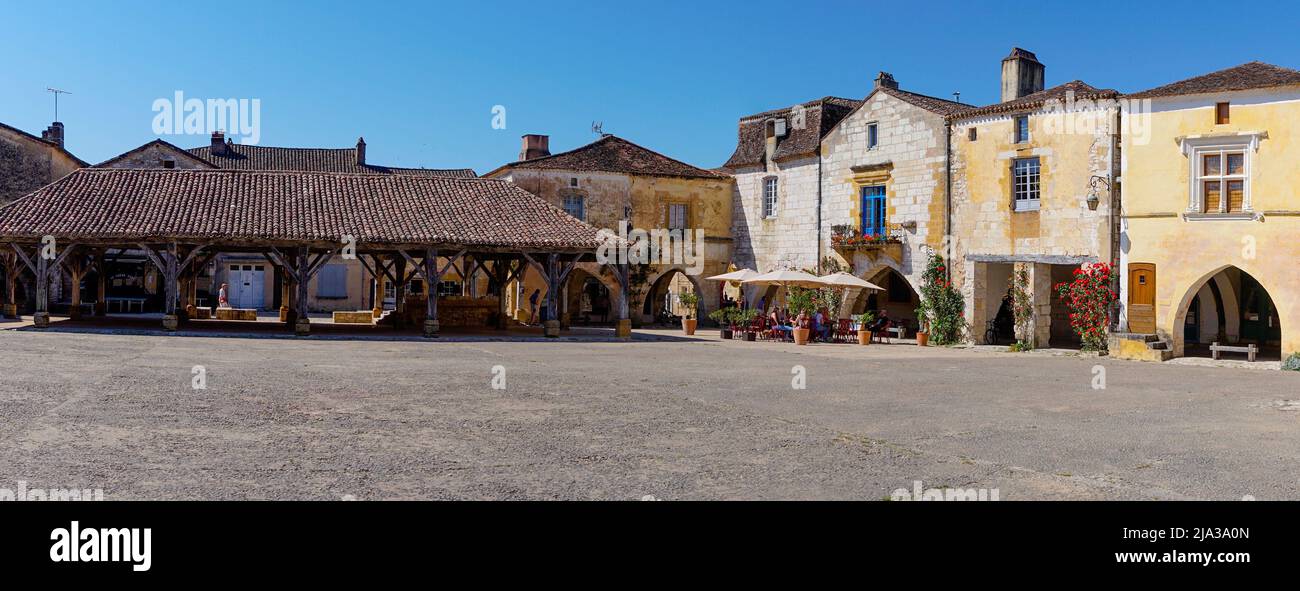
(723, 97, 861, 168)
(95, 139, 217, 168)
(188, 143, 477, 178)
(488, 135, 727, 179)
(878, 87, 973, 117)
(1127, 61, 1300, 99)
(0, 169, 602, 250)
(953, 80, 1119, 119)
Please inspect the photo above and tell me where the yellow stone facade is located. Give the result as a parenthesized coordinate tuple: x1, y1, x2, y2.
(1120, 89, 1300, 359)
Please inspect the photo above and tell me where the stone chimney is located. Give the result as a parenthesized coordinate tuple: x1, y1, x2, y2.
(874, 71, 899, 90)
(1001, 47, 1045, 102)
(356, 137, 366, 166)
(519, 134, 550, 161)
(210, 131, 229, 156)
(41, 122, 65, 147)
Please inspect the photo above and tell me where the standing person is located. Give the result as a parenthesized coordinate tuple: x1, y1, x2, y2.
(218, 283, 229, 309)
(528, 288, 542, 325)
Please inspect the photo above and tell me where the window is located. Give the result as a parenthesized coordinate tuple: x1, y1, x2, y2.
(162, 159, 176, 169)
(436, 281, 462, 297)
(860, 185, 887, 236)
(570, 177, 579, 187)
(1014, 116, 1030, 143)
(1012, 157, 1041, 211)
(316, 264, 348, 298)
(1197, 149, 1246, 213)
(668, 203, 688, 230)
(762, 176, 778, 218)
(1215, 102, 1230, 125)
(968, 127, 977, 141)
(563, 194, 585, 220)
(867, 122, 879, 149)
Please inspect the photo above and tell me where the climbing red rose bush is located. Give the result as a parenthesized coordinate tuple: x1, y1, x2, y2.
(1054, 263, 1117, 351)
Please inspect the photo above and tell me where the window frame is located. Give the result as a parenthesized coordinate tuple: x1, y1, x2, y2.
(1193, 147, 1248, 213)
(562, 193, 585, 221)
(867, 122, 879, 149)
(1011, 157, 1041, 212)
(667, 202, 689, 230)
(761, 176, 779, 219)
(1014, 115, 1030, 144)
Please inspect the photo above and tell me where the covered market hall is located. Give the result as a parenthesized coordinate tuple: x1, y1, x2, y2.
(0, 168, 634, 338)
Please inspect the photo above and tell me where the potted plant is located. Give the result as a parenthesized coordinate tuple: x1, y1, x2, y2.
(736, 309, 760, 341)
(786, 287, 817, 345)
(914, 303, 930, 346)
(855, 311, 877, 345)
(678, 291, 699, 335)
(708, 308, 733, 339)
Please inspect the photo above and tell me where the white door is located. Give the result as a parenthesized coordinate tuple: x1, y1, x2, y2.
(229, 265, 265, 309)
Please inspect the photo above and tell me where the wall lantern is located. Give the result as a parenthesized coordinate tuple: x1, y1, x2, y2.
(1086, 175, 1111, 211)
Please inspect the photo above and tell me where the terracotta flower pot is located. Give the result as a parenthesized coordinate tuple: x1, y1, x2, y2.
(793, 327, 811, 345)
(682, 318, 697, 335)
(744, 331, 756, 341)
(858, 329, 872, 345)
(916, 331, 929, 347)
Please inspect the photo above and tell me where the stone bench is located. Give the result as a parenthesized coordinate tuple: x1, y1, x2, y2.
(215, 308, 258, 321)
(332, 311, 375, 324)
(1211, 342, 1258, 362)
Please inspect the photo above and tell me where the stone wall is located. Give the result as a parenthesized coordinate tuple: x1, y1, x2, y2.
(0, 125, 82, 205)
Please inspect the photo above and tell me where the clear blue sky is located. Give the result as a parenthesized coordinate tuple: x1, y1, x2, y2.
(3, 0, 1297, 173)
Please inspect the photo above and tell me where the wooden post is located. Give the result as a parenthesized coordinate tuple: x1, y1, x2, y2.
(372, 255, 385, 318)
(423, 247, 440, 337)
(0, 251, 16, 319)
(66, 256, 84, 321)
(95, 249, 108, 316)
(295, 247, 311, 335)
(393, 255, 407, 329)
(494, 258, 509, 330)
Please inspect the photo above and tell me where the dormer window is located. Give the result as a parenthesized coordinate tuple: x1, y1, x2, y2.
(765, 118, 788, 139)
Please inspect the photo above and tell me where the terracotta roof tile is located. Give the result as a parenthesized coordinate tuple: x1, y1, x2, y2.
(1127, 61, 1300, 99)
(490, 135, 726, 179)
(188, 143, 477, 178)
(0, 169, 601, 250)
(723, 97, 861, 168)
(953, 80, 1118, 119)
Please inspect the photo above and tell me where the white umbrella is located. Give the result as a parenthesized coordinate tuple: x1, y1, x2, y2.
(706, 269, 759, 282)
(741, 269, 826, 289)
(815, 272, 885, 291)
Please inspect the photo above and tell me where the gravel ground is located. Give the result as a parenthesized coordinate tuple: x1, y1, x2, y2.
(1, 329, 1297, 500)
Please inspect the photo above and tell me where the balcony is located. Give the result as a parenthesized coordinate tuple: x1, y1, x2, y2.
(830, 224, 905, 259)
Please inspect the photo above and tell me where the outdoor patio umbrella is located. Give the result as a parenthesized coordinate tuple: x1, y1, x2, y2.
(814, 272, 885, 291)
(741, 269, 827, 289)
(705, 269, 759, 282)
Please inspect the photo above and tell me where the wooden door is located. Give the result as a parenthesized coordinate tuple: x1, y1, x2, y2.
(1128, 263, 1156, 334)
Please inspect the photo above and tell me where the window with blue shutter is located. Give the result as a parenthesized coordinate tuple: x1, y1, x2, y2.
(860, 185, 887, 237)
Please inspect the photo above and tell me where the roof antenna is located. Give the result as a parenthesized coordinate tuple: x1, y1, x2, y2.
(47, 87, 71, 121)
(592, 121, 605, 137)
(952, 91, 961, 103)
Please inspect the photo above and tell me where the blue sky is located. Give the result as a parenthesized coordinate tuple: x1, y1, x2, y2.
(3, 0, 1298, 173)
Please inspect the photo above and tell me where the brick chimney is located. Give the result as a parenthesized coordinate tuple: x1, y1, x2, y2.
(1001, 47, 1045, 102)
(874, 71, 899, 90)
(210, 131, 229, 156)
(41, 122, 65, 148)
(519, 134, 550, 161)
(356, 137, 366, 166)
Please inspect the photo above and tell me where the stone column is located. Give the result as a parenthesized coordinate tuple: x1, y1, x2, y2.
(1027, 262, 1053, 348)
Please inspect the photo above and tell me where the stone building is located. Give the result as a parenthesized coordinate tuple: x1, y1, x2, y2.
(1114, 62, 1300, 362)
(723, 96, 860, 279)
(949, 49, 1120, 347)
(93, 133, 475, 315)
(820, 72, 971, 326)
(0, 120, 86, 315)
(0, 120, 86, 205)
(486, 134, 734, 326)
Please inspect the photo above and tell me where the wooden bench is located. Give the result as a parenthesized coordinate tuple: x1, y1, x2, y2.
(1211, 342, 1258, 362)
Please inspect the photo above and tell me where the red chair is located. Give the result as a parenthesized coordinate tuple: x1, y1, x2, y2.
(836, 318, 853, 343)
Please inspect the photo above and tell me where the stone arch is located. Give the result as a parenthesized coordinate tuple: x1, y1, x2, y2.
(1170, 264, 1280, 359)
(562, 265, 621, 326)
(641, 266, 704, 324)
(848, 264, 922, 326)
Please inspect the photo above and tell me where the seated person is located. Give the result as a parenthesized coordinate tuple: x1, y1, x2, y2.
(813, 309, 832, 341)
(869, 310, 891, 333)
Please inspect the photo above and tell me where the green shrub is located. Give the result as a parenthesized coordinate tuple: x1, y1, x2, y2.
(1283, 353, 1300, 372)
